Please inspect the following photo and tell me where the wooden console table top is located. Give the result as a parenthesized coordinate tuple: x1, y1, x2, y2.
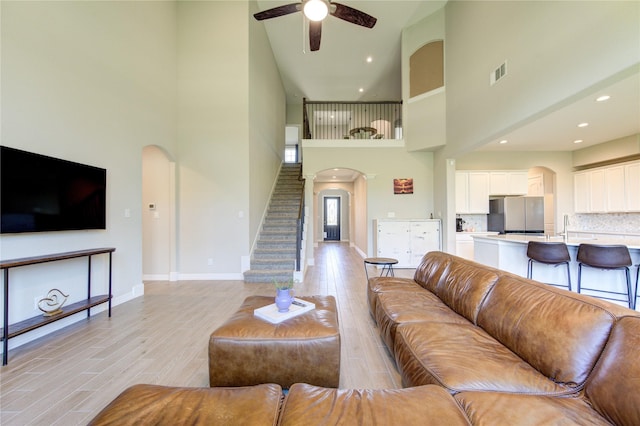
(0, 247, 116, 269)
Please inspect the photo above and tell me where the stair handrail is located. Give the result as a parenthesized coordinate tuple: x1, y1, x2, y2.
(296, 165, 305, 271)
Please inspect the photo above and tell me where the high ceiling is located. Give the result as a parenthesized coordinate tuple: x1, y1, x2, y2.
(254, 1, 640, 181)
(255, 1, 445, 103)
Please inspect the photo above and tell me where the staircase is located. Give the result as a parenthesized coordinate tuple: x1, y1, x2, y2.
(243, 163, 304, 283)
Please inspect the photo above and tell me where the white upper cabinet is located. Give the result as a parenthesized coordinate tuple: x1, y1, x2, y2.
(624, 162, 640, 211)
(574, 160, 639, 213)
(574, 171, 591, 213)
(456, 172, 489, 213)
(489, 171, 528, 195)
(605, 166, 625, 212)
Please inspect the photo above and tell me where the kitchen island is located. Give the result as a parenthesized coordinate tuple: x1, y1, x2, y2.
(473, 234, 640, 310)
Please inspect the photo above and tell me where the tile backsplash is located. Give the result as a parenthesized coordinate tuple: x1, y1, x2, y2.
(458, 214, 488, 232)
(570, 213, 640, 234)
(459, 213, 640, 235)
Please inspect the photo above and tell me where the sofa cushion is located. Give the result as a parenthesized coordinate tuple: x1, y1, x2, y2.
(394, 322, 571, 395)
(279, 383, 471, 426)
(433, 257, 499, 324)
(585, 316, 640, 426)
(88, 383, 283, 426)
(477, 276, 616, 391)
(453, 392, 612, 425)
(413, 251, 453, 292)
(375, 290, 469, 350)
(367, 276, 423, 319)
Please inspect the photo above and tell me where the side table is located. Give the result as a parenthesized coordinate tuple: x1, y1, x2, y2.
(364, 257, 398, 280)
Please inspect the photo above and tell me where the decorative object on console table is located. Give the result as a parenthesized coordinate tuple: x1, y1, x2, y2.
(37, 289, 69, 317)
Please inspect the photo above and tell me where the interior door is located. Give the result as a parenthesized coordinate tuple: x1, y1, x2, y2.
(324, 197, 340, 241)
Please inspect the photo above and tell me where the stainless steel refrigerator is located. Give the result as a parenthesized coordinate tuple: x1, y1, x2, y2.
(488, 196, 544, 234)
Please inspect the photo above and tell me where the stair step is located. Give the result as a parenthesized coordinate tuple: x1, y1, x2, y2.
(243, 270, 294, 283)
(257, 241, 296, 250)
(260, 232, 296, 240)
(250, 258, 296, 270)
(244, 164, 303, 283)
(253, 248, 296, 259)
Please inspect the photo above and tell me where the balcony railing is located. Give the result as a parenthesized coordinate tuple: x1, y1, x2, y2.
(303, 99, 403, 140)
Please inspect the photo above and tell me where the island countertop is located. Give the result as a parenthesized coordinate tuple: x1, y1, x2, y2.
(471, 233, 640, 250)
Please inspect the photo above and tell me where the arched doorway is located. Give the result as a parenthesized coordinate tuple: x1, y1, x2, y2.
(311, 168, 367, 256)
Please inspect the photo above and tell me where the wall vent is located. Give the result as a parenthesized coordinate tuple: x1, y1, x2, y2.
(490, 61, 507, 85)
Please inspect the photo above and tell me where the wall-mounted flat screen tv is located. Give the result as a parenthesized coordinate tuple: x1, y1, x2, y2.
(1, 146, 107, 234)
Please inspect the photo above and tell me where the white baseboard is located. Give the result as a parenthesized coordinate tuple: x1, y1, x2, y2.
(177, 273, 245, 281)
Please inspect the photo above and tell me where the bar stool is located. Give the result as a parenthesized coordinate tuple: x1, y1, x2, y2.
(577, 244, 633, 309)
(635, 263, 640, 310)
(526, 241, 572, 291)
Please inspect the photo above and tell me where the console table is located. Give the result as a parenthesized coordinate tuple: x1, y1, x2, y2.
(1, 247, 115, 365)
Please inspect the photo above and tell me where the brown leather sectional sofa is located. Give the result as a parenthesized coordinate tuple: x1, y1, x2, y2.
(90, 251, 640, 425)
(368, 251, 640, 425)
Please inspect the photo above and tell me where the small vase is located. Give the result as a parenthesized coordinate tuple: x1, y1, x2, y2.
(275, 288, 293, 313)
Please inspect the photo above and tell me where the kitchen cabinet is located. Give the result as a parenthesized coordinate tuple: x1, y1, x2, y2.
(574, 161, 639, 213)
(456, 172, 489, 214)
(605, 166, 625, 212)
(589, 169, 606, 212)
(374, 219, 441, 268)
(489, 171, 528, 195)
(574, 171, 590, 213)
(625, 162, 640, 211)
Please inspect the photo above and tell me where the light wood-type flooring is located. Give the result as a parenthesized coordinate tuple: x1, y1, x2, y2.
(1, 242, 410, 425)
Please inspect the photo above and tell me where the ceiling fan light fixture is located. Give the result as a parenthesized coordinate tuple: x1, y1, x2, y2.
(304, 0, 329, 22)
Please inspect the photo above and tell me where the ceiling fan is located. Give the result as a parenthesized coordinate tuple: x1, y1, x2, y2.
(253, 0, 377, 51)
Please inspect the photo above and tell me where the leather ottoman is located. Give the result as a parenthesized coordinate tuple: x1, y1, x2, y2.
(209, 295, 340, 389)
(88, 383, 283, 426)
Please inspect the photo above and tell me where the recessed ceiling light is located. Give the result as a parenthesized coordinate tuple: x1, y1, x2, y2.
(366, 56, 373, 63)
(574, 139, 584, 144)
(359, 88, 364, 93)
(577, 122, 589, 128)
(499, 140, 508, 144)
(596, 95, 610, 102)
(332, 176, 337, 179)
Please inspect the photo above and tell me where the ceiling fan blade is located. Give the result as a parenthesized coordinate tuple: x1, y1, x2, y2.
(253, 3, 301, 21)
(330, 2, 377, 28)
(309, 20, 322, 51)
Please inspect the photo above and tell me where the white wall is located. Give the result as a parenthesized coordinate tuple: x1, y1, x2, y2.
(176, 1, 285, 279)
(249, 0, 287, 260)
(1, 1, 177, 349)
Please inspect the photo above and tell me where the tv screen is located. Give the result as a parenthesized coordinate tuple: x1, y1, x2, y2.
(1, 146, 107, 234)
